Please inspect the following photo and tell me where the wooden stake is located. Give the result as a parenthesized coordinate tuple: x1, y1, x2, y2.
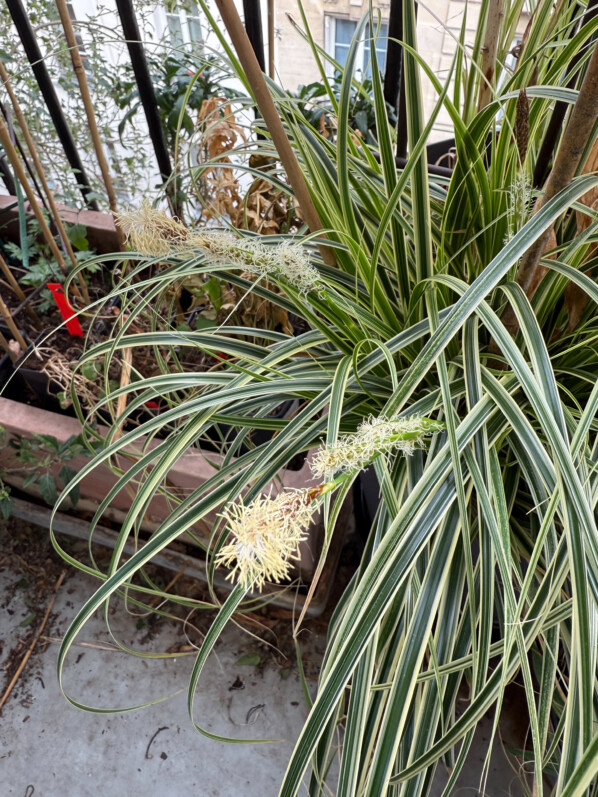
(0, 253, 43, 329)
(0, 294, 27, 349)
(113, 346, 133, 443)
(55, 0, 126, 250)
(268, 0, 275, 79)
(477, 0, 504, 112)
(0, 59, 90, 302)
(0, 329, 16, 362)
(515, 41, 598, 294)
(0, 115, 86, 304)
(0, 570, 66, 712)
(213, 0, 335, 266)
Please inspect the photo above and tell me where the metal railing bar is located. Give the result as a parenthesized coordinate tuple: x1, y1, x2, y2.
(5, 0, 99, 210)
(114, 0, 177, 214)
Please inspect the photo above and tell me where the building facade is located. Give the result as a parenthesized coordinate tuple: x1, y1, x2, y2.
(272, 0, 528, 141)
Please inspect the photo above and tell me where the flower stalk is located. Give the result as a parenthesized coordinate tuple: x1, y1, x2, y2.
(310, 415, 444, 479)
(216, 416, 442, 591)
(117, 202, 320, 294)
(215, 484, 331, 591)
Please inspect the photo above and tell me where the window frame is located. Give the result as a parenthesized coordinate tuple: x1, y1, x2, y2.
(324, 15, 389, 79)
(156, 2, 203, 51)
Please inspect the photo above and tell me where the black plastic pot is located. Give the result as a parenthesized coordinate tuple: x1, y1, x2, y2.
(426, 137, 457, 169)
(353, 465, 380, 540)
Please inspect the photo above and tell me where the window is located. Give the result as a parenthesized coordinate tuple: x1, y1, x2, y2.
(163, 2, 203, 50)
(334, 19, 357, 71)
(325, 17, 389, 78)
(363, 22, 388, 78)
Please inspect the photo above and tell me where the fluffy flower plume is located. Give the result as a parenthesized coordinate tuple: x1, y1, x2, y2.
(311, 416, 444, 478)
(116, 201, 190, 256)
(117, 201, 319, 293)
(215, 486, 326, 591)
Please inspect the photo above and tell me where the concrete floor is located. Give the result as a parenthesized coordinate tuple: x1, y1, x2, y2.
(0, 560, 324, 797)
(0, 524, 527, 797)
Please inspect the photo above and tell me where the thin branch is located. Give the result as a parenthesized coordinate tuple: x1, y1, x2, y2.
(0, 570, 66, 712)
(55, 0, 126, 250)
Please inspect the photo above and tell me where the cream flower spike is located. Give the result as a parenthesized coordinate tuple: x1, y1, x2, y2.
(311, 415, 444, 479)
(117, 202, 319, 294)
(215, 486, 328, 591)
(116, 200, 191, 256)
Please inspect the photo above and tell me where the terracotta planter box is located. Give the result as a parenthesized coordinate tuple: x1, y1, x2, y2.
(0, 195, 120, 253)
(0, 397, 338, 581)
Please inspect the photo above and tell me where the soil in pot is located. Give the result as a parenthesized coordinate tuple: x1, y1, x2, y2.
(15, 305, 121, 416)
(15, 330, 85, 413)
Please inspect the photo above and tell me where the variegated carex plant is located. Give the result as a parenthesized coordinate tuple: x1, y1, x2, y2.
(52, 1, 598, 794)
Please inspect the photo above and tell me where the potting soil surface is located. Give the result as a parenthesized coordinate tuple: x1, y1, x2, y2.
(0, 517, 526, 796)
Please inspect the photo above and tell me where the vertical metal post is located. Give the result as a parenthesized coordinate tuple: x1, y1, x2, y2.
(383, 0, 403, 114)
(114, 0, 175, 204)
(4, 0, 99, 210)
(242, 0, 266, 71)
(395, 0, 417, 158)
(396, 69, 408, 160)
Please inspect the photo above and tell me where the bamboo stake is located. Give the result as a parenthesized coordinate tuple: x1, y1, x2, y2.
(213, 0, 335, 266)
(0, 294, 27, 349)
(515, 41, 598, 296)
(0, 570, 66, 712)
(0, 329, 17, 362)
(0, 114, 86, 304)
(492, 41, 598, 355)
(0, 253, 43, 329)
(268, 0, 275, 79)
(0, 253, 28, 301)
(55, 0, 126, 250)
(0, 59, 90, 302)
(477, 0, 504, 112)
(114, 346, 133, 440)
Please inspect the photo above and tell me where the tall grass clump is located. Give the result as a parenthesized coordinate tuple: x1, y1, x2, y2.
(53, 1, 598, 794)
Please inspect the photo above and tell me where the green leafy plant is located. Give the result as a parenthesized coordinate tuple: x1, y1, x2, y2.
(114, 52, 239, 149)
(1, 213, 100, 312)
(0, 428, 92, 516)
(53, 2, 598, 795)
(292, 74, 398, 144)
